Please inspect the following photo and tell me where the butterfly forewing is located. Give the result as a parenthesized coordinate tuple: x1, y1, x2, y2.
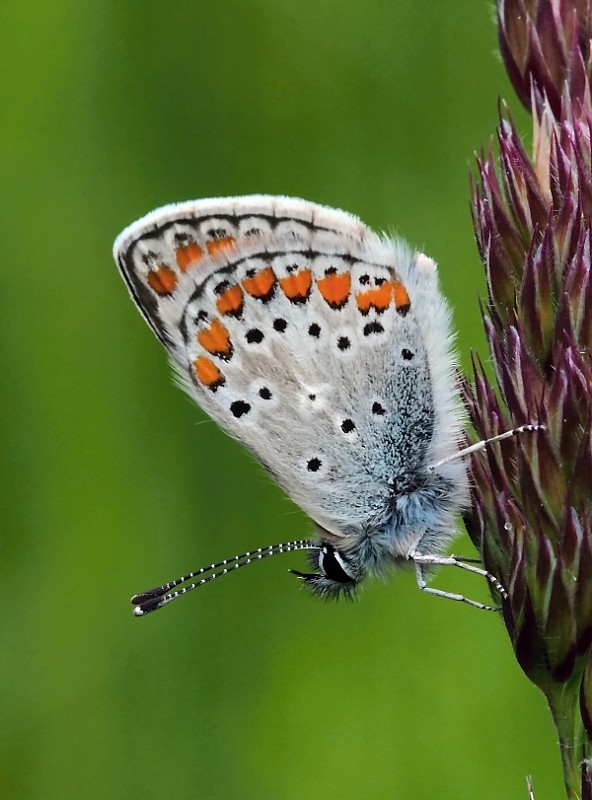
(114, 195, 370, 353)
(114, 196, 461, 540)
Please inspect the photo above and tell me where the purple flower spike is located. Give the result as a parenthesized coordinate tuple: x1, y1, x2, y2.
(468, 3, 592, 797)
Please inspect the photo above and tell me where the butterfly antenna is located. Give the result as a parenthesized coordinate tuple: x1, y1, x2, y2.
(427, 423, 545, 473)
(131, 539, 317, 617)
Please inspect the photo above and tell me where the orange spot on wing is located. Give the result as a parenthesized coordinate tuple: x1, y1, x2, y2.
(242, 266, 276, 300)
(147, 265, 177, 295)
(356, 282, 394, 314)
(317, 272, 351, 309)
(393, 281, 411, 314)
(216, 285, 243, 317)
(280, 269, 312, 303)
(197, 318, 232, 359)
(176, 242, 204, 271)
(207, 237, 236, 257)
(193, 356, 225, 390)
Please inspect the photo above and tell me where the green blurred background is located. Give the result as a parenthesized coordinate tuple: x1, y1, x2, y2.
(1, 2, 562, 798)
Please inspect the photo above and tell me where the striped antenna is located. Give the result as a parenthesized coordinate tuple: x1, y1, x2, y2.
(131, 539, 317, 617)
(132, 425, 545, 617)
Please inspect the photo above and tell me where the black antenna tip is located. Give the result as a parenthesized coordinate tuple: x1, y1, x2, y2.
(132, 595, 166, 617)
(130, 587, 166, 605)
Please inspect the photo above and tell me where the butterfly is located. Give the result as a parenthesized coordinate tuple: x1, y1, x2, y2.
(114, 195, 521, 616)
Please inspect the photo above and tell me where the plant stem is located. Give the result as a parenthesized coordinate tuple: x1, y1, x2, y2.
(547, 678, 587, 799)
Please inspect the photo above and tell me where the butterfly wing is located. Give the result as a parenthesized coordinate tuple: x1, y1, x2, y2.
(114, 195, 370, 355)
(114, 196, 463, 540)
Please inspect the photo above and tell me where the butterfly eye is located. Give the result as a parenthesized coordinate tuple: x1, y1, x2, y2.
(319, 544, 355, 583)
(289, 542, 358, 599)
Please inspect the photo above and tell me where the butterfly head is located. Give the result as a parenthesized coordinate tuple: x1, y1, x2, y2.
(290, 542, 360, 599)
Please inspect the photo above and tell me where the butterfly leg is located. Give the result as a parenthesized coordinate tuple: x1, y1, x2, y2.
(412, 556, 503, 612)
(412, 553, 507, 597)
